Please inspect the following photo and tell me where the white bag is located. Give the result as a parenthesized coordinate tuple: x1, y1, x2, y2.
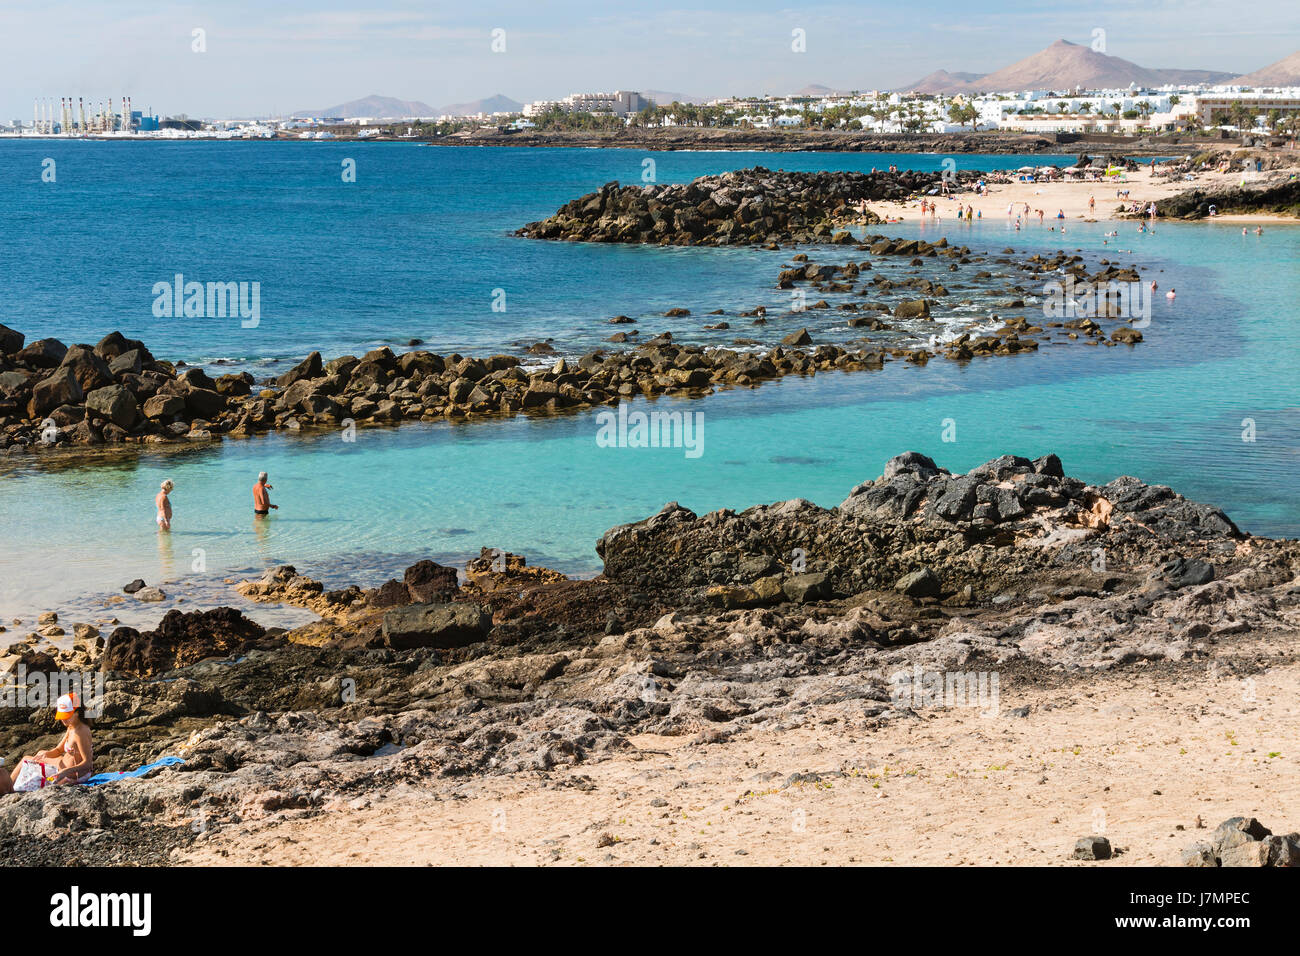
(12, 760, 54, 793)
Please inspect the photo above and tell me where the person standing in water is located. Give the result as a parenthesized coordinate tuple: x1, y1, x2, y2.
(253, 472, 278, 517)
(155, 479, 173, 531)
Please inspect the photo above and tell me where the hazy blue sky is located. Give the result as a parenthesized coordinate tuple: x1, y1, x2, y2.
(1, 0, 1295, 117)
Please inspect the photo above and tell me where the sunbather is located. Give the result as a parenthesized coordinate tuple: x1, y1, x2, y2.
(0, 693, 94, 793)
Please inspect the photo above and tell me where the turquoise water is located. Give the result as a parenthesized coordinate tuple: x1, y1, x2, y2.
(0, 143, 1297, 625)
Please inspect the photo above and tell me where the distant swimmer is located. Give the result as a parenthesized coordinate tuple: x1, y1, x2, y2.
(1150, 280, 1158, 293)
(253, 471, 279, 517)
(1166, 289, 1176, 300)
(1255, 226, 1263, 235)
(156, 479, 173, 531)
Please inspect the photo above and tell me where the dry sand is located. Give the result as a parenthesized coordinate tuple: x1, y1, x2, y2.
(183, 656, 1300, 866)
(868, 166, 1300, 224)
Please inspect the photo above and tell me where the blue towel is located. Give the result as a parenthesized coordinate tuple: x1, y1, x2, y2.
(84, 756, 185, 786)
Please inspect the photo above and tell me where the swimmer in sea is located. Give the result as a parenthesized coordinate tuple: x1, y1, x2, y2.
(1166, 289, 1176, 300)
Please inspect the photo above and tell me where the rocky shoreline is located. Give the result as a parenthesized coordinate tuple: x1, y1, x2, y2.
(0, 228, 1150, 456)
(515, 166, 973, 246)
(1153, 176, 1300, 220)
(431, 127, 1205, 156)
(2, 452, 1297, 864)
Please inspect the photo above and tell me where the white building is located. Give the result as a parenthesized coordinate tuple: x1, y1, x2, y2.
(524, 90, 649, 117)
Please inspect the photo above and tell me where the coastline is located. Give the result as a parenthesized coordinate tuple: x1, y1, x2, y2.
(4, 451, 1298, 866)
(0, 129, 1237, 158)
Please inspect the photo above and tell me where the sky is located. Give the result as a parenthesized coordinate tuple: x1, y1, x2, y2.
(0, 0, 1296, 118)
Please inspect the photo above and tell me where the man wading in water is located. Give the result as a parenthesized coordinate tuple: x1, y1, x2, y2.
(253, 472, 279, 517)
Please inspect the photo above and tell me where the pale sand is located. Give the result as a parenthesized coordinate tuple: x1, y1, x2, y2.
(182, 656, 1300, 866)
(867, 166, 1300, 224)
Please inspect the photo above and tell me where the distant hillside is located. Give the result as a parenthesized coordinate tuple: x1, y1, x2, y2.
(900, 39, 1237, 93)
(437, 94, 524, 117)
(294, 94, 437, 119)
(1234, 51, 1300, 86)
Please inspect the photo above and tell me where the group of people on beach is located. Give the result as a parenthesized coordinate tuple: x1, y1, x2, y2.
(154, 472, 279, 531)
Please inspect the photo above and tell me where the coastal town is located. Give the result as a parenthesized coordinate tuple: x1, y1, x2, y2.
(5, 42, 1299, 145)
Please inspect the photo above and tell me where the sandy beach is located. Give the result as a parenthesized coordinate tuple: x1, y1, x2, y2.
(182, 654, 1300, 867)
(868, 165, 1300, 224)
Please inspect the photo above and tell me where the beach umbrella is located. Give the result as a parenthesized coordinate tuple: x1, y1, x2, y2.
(1017, 166, 1035, 172)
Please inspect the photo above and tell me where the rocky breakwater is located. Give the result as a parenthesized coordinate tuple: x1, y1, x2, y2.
(1152, 177, 1300, 220)
(4, 454, 1297, 864)
(0, 329, 935, 451)
(0, 327, 251, 453)
(514, 167, 979, 247)
(770, 237, 1147, 363)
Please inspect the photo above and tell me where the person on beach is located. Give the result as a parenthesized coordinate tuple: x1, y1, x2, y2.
(1089, 196, 1095, 214)
(155, 479, 173, 531)
(253, 472, 278, 517)
(0, 693, 93, 793)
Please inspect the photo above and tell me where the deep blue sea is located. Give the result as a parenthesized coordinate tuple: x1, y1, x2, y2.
(0, 142, 1296, 626)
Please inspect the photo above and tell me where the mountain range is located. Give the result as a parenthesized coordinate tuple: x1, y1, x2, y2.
(293, 44, 1300, 122)
(294, 93, 523, 119)
(900, 40, 1241, 93)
